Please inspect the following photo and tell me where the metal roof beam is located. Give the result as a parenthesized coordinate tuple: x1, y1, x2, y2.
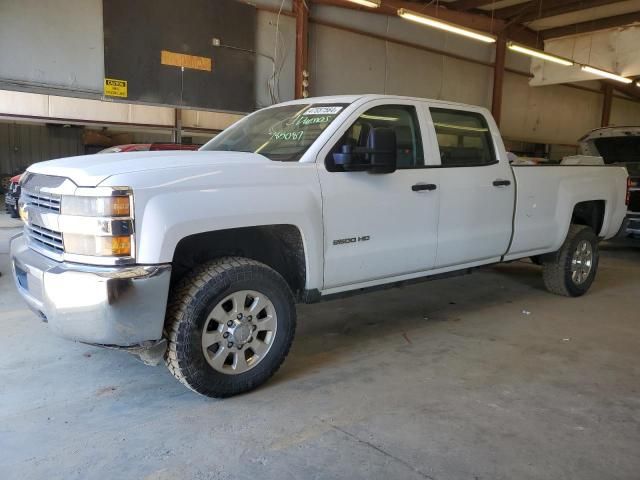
(447, 0, 497, 11)
(494, 0, 627, 22)
(310, 0, 540, 46)
(542, 11, 640, 38)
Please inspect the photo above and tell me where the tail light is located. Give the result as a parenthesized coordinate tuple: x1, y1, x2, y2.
(628, 177, 638, 206)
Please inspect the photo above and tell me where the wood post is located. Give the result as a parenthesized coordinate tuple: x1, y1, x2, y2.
(601, 83, 613, 127)
(294, 0, 309, 99)
(491, 33, 507, 127)
(174, 108, 182, 144)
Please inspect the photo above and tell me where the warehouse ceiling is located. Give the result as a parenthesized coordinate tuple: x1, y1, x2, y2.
(315, 1, 640, 44)
(313, 0, 640, 97)
(442, 0, 640, 96)
(431, 0, 640, 39)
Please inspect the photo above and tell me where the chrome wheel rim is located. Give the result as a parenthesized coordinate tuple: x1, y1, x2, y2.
(201, 290, 277, 375)
(571, 240, 593, 285)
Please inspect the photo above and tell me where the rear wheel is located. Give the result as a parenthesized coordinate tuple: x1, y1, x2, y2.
(165, 257, 296, 398)
(542, 225, 599, 297)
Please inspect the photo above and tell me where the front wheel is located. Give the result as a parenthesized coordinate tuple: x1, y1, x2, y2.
(165, 257, 296, 398)
(542, 225, 599, 297)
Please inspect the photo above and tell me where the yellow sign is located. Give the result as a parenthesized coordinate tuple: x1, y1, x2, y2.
(161, 50, 212, 72)
(104, 78, 128, 98)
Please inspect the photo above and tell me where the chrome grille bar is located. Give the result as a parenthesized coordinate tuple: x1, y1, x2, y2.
(21, 176, 65, 256)
(26, 225, 64, 253)
(24, 191, 61, 213)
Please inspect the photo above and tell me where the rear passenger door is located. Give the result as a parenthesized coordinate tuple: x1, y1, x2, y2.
(427, 106, 514, 268)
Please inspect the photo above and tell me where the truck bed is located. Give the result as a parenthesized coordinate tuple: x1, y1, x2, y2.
(505, 165, 628, 260)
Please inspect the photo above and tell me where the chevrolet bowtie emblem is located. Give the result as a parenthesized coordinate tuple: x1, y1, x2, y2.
(18, 203, 28, 223)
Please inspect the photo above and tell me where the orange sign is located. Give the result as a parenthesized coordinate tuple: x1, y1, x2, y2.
(160, 50, 212, 72)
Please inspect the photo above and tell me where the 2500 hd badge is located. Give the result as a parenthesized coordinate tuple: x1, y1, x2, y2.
(333, 235, 371, 245)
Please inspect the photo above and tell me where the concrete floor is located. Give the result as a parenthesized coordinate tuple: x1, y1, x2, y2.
(1, 214, 640, 480)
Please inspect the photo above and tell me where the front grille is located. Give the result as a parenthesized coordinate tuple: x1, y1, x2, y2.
(24, 191, 61, 213)
(21, 174, 68, 258)
(26, 223, 64, 254)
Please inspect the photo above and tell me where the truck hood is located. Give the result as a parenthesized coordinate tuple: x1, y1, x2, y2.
(27, 151, 271, 186)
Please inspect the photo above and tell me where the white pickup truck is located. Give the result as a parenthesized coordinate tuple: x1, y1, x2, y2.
(10, 95, 628, 397)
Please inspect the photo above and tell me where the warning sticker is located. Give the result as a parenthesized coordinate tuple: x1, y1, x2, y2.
(304, 106, 343, 115)
(104, 78, 128, 98)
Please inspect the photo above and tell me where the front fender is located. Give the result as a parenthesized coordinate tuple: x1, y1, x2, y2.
(101, 164, 325, 290)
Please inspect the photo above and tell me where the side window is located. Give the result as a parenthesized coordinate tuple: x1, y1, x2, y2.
(430, 108, 496, 167)
(327, 104, 424, 171)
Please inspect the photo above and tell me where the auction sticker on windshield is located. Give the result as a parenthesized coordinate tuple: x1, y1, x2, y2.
(304, 106, 343, 115)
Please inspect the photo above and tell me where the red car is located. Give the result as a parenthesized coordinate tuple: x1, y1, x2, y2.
(99, 143, 201, 154)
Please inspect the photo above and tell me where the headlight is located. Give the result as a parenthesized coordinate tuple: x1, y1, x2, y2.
(62, 195, 130, 217)
(59, 187, 134, 259)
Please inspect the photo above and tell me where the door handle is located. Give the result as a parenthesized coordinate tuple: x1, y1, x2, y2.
(412, 183, 437, 192)
(492, 179, 511, 187)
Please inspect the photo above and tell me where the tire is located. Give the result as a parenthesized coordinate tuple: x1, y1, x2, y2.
(542, 225, 599, 297)
(165, 257, 296, 398)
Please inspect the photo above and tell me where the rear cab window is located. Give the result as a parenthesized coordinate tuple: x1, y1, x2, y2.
(430, 108, 496, 167)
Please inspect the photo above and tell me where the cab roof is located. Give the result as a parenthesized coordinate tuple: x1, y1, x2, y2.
(276, 94, 487, 112)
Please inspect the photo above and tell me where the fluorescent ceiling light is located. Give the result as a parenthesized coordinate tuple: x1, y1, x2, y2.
(434, 123, 488, 132)
(397, 8, 496, 44)
(361, 114, 398, 121)
(507, 42, 574, 66)
(581, 65, 632, 84)
(346, 0, 381, 7)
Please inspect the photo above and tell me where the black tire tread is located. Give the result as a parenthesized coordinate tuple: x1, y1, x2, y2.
(165, 256, 295, 398)
(542, 225, 597, 297)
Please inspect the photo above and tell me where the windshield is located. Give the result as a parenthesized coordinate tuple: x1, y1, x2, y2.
(201, 103, 347, 161)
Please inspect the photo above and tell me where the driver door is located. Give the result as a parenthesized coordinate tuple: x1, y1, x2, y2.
(317, 100, 440, 291)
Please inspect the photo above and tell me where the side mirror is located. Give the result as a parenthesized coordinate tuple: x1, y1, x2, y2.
(332, 144, 369, 172)
(332, 127, 397, 174)
(367, 127, 397, 174)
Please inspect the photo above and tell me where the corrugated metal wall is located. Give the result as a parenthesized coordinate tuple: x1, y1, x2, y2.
(0, 0, 104, 95)
(0, 123, 84, 175)
(307, 6, 640, 145)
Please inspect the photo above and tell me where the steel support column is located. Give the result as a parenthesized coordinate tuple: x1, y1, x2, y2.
(294, 0, 309, 99)
(601, 83, 613, 127)
(491, 33, 507, 127)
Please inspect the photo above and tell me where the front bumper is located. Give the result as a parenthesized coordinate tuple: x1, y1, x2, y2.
(10, 234, 171, 346)
(4, 192, 16, 207)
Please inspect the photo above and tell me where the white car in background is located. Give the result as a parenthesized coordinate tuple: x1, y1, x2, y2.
(579, 126, 640, 237)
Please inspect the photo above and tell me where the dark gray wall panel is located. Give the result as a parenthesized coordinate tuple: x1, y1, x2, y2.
(0, 123, 84, 175)
(103, 0, 256, 112)
(0, 0, 104, 94)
